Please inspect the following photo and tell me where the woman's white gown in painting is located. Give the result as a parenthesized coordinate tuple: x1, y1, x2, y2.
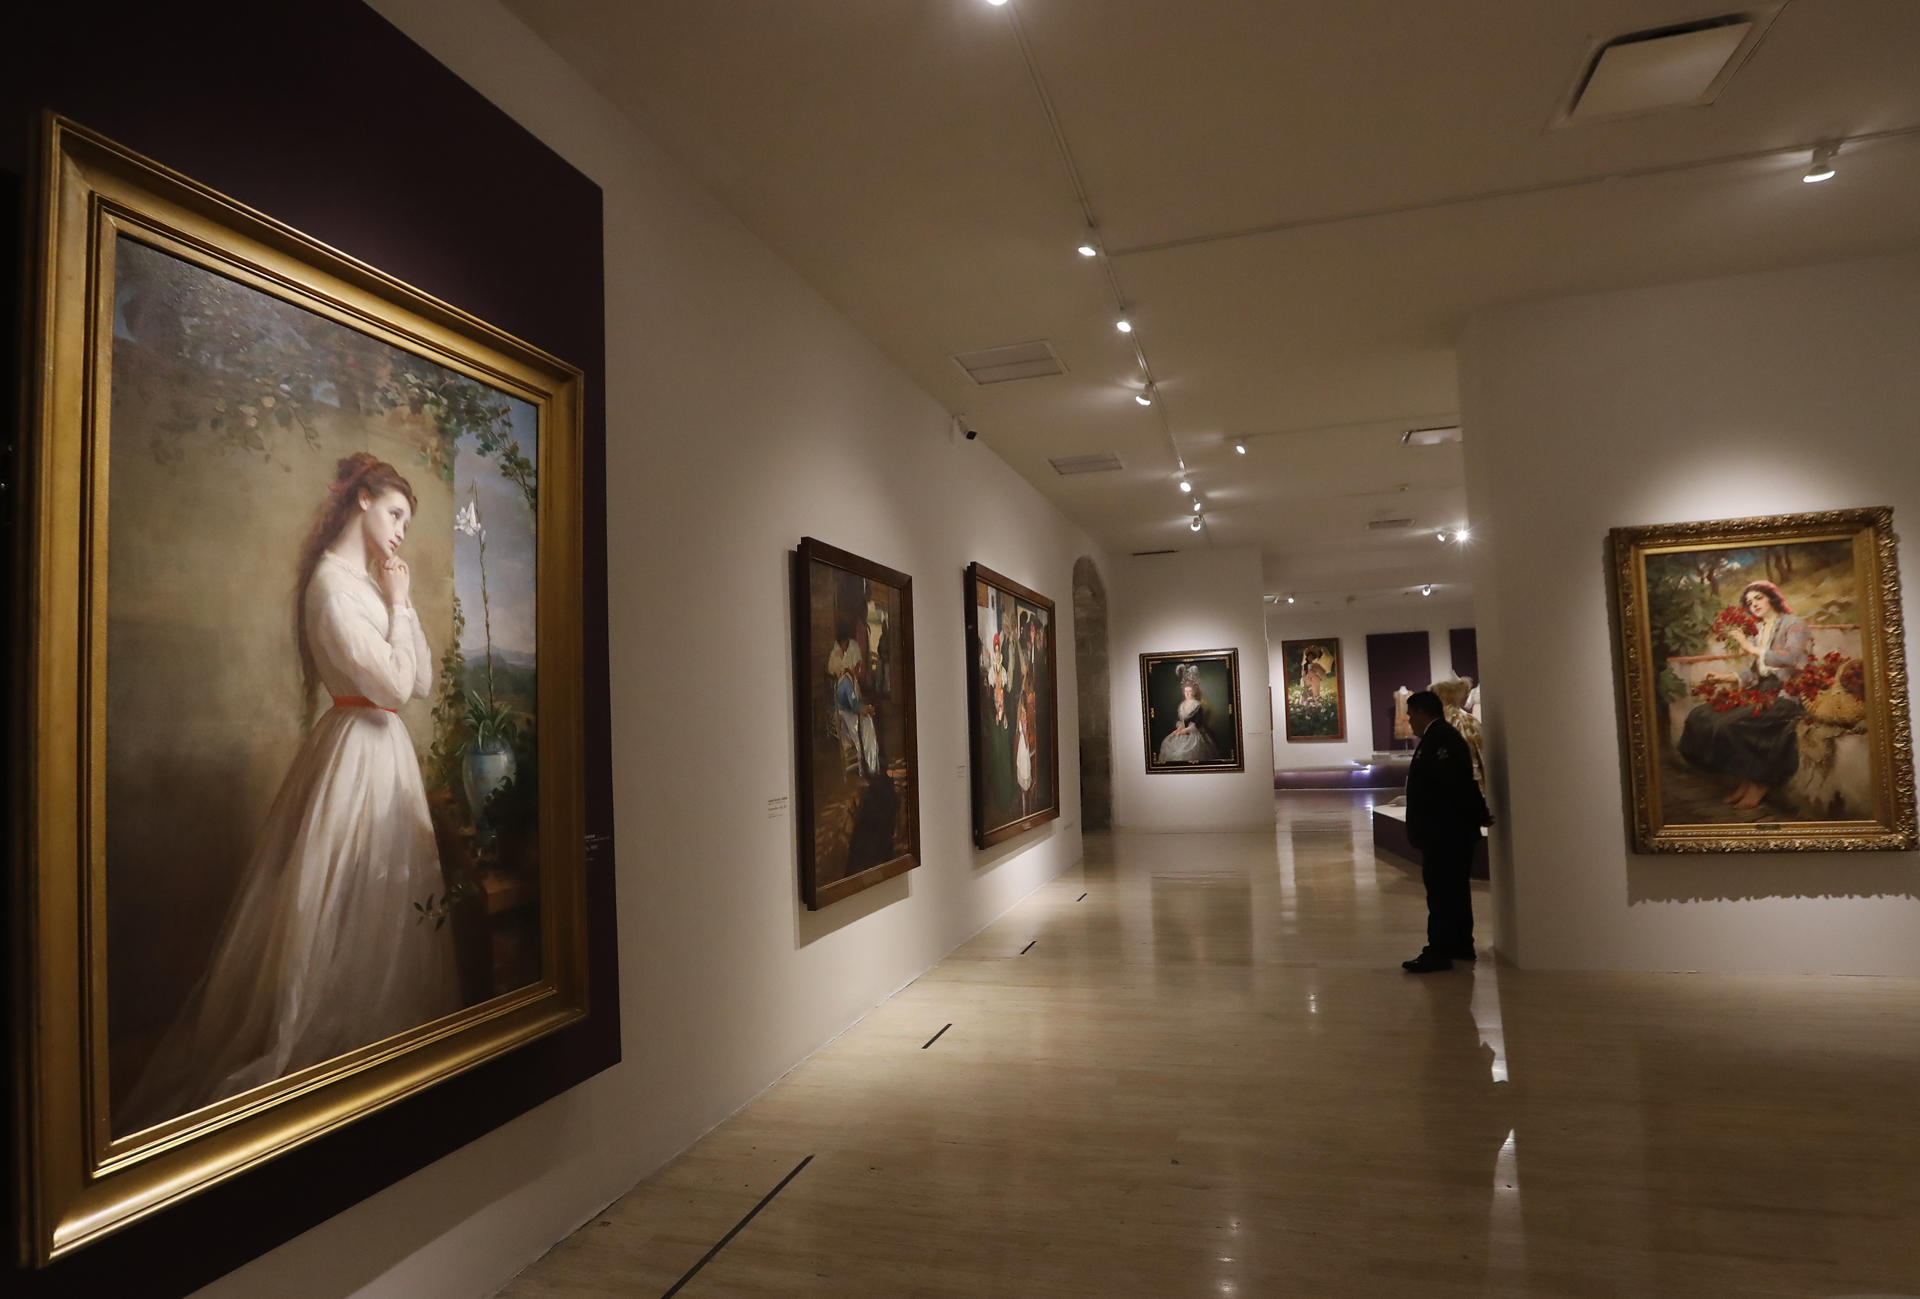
(1157, 699, 1224, 765)
(121, 551, 460, 1132)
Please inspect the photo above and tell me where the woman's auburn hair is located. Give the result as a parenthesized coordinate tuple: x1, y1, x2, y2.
(295, 452, 419, 723)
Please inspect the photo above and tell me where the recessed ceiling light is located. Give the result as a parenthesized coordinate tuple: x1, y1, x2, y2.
(1286, 594, 1295, 604)
(987, 0, 1009, 6)
(1233, 440, 1247, 455)
(1456, 527, 1472, 541)
(1116, 318, 1133, 333)
(1077, 242, 1098, 257)
(1803, 143, 1838, 183)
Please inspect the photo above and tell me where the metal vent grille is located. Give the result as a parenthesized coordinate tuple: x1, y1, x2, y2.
(1049, 452, 1124, 476)
(1366, 517, 1415, 531)
(953, 340, 1066, 385)
(1131, 549, 1178, 557)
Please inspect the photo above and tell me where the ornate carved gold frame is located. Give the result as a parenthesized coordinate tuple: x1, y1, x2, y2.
(12, 117, 590, 1263)
(1138, 648, 1246, 774)
(1609, 507, 1915, 853)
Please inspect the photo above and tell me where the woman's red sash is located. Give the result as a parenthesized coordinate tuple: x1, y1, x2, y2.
(330, 695, 397, 715)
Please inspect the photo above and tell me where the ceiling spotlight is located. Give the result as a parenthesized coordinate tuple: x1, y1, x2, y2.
(1189, 514, 1204, 532)
(1436, 530, 1448, 542)
(1135, 391, 1153, 407)
(1116, 317, 1133, 333)
(1178, 478, 1192, 492)
(1285, 594, 1295, 604)
(1421, 584, 1434, 597)
(1077, 241, 1098, 257)
(1803, 143, 1838, 184)
(1192, 499, 1203, 512)
(1233, 440, 1247, 455)
(987, 0, 1009, 6)
(1456, 527, 1472, 541)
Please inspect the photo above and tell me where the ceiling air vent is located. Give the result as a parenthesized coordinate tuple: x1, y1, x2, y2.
(1558, 9, 1780, 126)
(1131, 549, 1178, 557)
(1049, 452, 1124, 476)
(952, 339, 1067, 386)
(1366, 517, 1415, 531)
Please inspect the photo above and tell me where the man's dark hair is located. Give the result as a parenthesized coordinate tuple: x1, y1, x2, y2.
(1407, 690, 1443, 720)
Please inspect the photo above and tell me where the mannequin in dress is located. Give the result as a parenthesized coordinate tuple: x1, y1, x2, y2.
(121, 453, 461, 1133)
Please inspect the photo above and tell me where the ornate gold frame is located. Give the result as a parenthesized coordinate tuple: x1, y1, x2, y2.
(1609, 507, 1916, 853)
(12, 117, 590, 1263)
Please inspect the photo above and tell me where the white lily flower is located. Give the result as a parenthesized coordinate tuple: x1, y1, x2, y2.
(454, 499, 482, 538)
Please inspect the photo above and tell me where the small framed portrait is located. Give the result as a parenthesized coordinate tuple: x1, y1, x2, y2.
(792, 537, 921, 907)
(1139, 649, 1246, 773)
(1610, 506, 1916, 852)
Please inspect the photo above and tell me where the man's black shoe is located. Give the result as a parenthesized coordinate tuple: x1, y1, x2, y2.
(1401, 949, 1453, 973)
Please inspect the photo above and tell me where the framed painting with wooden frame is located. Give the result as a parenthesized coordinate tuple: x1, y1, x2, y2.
(1610, 506, 1916, 853)
(12, 116, 591, 1264)
(792, 537, 921, 907)
(1139, 648, 1246, 773)
(1280, 636, 1346, 742)
(963, 562, 1060, 848)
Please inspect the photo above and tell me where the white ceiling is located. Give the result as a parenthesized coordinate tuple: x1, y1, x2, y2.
(502, 0, 1920, 599)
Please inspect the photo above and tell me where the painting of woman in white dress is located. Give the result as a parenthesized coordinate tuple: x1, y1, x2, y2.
(1139, 649, 1246, 773)
(121, 455, 461, 1130)
(103, 238, 545, 1135)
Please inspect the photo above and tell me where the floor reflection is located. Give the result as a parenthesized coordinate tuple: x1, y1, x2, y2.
(501, 790, 1920, 1299)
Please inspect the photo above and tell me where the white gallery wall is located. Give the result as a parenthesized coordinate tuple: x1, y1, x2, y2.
(197, 2, 1100, 1296)
(1264, 595, 1475, 770)
(1109, 546, 1276, 830)
(1461, 251, 1920, 975)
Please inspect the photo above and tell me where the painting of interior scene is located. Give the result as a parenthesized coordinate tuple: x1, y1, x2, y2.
(1140, 650, 1244, 773)
(1643, 536, 1878, 825)
(968, 565, 1058, 846)
(798, 543, 919, 905)
(104, 236, 544, 1137)
(1281, 637, 1345, 741)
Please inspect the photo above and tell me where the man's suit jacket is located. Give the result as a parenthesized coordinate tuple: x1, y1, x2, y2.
(1406, 717, 1492, 850)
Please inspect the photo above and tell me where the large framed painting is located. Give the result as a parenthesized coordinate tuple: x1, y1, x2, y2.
(964, 563, 1060, 847)
(1139, 649, 1246, 773)
(13, 118, 590, 1263)
(1610, 507, 1916, 852)
(793, 538, 921, 907)
(1280, 636, 1346, 741)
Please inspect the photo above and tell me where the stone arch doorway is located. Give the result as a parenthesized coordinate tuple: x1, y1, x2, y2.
(1073, 556, 1112, 830)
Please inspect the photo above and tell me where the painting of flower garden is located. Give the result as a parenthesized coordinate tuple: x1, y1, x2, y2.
(1281, 637, 1346, 741)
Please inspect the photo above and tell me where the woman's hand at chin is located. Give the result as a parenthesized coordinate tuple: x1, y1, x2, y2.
(378, 555, 411, 608)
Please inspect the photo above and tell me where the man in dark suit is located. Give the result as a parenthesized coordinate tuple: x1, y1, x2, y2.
(1401, 690, 1492, 973)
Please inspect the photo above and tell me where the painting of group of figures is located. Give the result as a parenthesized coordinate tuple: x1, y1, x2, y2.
(18, 118, 589, 1264)
(965, 564, 1061, 847)
(1611, 507, 1915, 852)
(792, 538, 922, 907)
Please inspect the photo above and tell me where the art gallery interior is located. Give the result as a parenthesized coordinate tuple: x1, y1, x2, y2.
(5, 1, 1920, 1296)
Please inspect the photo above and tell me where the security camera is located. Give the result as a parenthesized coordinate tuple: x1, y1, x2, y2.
(964, 428, 979, 440)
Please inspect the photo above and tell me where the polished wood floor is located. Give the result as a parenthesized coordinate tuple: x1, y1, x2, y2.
(503, 793, 1920, 1298)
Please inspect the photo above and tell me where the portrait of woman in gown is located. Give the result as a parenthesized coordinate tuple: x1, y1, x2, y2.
(121, 452, 462, 1132)
(1157, 665, 1225, 765)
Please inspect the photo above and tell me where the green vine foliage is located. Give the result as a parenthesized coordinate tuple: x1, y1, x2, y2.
(1644, 554, 1722, 663)
(428, 594, 473, 800)
(117, 239, 536, 505)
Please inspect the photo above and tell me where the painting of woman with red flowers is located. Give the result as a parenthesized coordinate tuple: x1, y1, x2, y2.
(1611, 508, 1915, 852)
